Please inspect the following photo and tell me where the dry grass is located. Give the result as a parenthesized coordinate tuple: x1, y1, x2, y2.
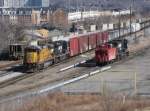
(15, 93, 150, 111)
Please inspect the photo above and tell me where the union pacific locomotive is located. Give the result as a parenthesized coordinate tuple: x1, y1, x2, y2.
(24, 40, 69, 72)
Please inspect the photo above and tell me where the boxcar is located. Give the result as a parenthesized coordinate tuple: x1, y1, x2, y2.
(69, 31, 109, 57)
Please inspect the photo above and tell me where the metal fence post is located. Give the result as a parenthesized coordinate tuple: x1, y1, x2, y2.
(134, 72, 137, 95)
(101, 77, 104, 95)
(122, 95, 126, 104)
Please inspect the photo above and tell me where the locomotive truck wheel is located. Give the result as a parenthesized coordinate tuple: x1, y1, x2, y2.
(126, 51, 129, 56)
(96, 62, 100, 66)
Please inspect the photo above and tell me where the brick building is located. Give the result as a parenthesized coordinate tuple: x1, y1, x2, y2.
(48, 9, 68, 30)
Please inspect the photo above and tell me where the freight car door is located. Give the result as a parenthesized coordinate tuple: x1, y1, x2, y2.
(78, 35, 89, 53)
(89, 34, 97, 50)
(69, 37, 79, 56)
(102, 32, 109, 43)
(96, 32, 103, 46)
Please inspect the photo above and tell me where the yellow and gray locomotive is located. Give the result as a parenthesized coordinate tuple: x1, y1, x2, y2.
(23, 40, 69, 72)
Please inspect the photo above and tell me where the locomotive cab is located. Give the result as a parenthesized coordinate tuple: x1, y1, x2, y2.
(110, 39, 129, 59)
(24, 46, 40, 71)
(23, 40, 69, 72)
(53, 40, 69, 62)
(24, 45, 54, 72)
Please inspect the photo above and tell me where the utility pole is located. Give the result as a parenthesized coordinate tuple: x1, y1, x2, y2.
(119, 10, 121, 39)
(69, 0, 70, 13)
(130, 5, 132, 36)
(130, 0, 135, 40)
(133, 0, 137, 43)
(76, 0, 79, 12)
(130, 0, 134, 35)
(31, 0, 33, 40)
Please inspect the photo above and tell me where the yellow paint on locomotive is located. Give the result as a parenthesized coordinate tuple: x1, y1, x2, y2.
(24, 46, 54, 68)
(26, 52, 38, 63)
(38, 48, 53, 63)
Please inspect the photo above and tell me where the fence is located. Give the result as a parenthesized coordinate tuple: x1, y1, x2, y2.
(1, 78, 150, 111)
(61, 76, 150, 97)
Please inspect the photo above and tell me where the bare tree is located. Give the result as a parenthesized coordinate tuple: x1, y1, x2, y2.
(0, 20, 25, 52)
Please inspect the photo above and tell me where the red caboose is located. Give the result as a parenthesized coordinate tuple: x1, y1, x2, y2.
(95, 44, 117, 65)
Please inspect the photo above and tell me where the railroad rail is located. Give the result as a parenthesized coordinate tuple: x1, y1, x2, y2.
(0, 24, 149, 96)
(0, 60, 21, 70)
(0, 30, 149, 89)
(0, 50, 94, 88)
(0, 19, 150, 109)
(0, 35, 150, 105)
(0, 22, 148, 71)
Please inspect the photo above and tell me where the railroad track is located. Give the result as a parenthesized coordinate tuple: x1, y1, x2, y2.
(0, 38, 149, 90)
(112, 45, 150, 67)
(0, 27, 149, 90)
(0, 24, 148, 71)
(0, 51, 94, 88)
(0, 74, 34, 88)
(0, 24, 149, 104)
(0, 71, 14, 77)
(0, 40, 149, 103)
(0, 60, 21, 70)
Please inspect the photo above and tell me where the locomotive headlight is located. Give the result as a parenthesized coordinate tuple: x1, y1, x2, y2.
(51, 49, 54, 53)
(118, 43, 122, 48)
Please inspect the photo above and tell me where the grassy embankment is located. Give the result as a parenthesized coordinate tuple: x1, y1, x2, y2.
(17, 93, 150, 111)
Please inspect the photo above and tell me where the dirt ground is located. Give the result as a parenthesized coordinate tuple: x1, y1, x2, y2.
(0, 61, 16, 66)
(128, 37, 150, 53)
(0, 60, 20, 69)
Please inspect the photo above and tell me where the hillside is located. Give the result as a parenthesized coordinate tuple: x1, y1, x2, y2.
(49, 0, 150, 12)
